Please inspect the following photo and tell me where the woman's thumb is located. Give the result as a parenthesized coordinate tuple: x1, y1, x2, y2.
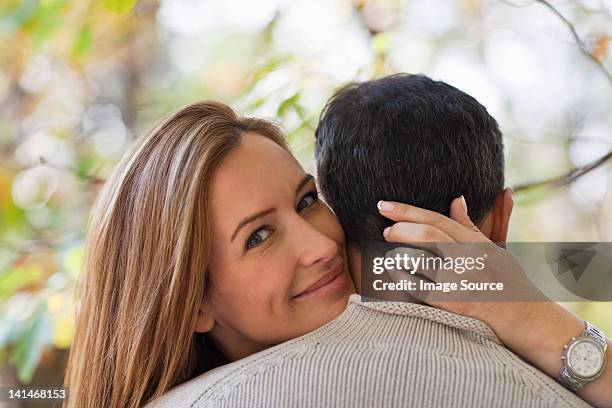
(450, 196, 479, 232)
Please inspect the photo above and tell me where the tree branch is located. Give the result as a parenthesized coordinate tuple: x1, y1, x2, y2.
(506, 1, 612, 193)
(513, 150, 612, 192)
(534, 0, 612, 84)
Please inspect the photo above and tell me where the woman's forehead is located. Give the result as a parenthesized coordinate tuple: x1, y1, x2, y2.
(210, 133, 306, 217)
(217, 133, 302, 183)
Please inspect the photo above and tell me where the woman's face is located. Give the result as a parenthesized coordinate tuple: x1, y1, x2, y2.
(200, 132, 355, 361)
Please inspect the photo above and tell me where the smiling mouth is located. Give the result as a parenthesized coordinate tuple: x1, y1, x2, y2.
(292, 263, 347, 300)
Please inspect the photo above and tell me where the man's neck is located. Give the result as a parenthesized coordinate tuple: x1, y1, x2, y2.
(347, 240, 421, 303)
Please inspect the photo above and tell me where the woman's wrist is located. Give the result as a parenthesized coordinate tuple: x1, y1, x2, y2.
(480, 301, 612, 408)
(471, 302, 568, 370)
(509, 302, 584, 377)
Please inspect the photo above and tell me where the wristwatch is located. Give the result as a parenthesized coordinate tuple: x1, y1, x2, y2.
(558, 321, 607, 392)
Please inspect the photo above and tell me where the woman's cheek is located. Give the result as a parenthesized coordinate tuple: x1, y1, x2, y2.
(242, 260, 290, 299)
(320, 204, 346, 245)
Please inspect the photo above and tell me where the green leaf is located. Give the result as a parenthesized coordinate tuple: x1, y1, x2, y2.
(0, 0, 36, 37)
(372, 32, 391, 56)
(72, 23, 92, 58)
(31, 12, 60, 47)
(11, 310, 51, 383)
(513, 186, 557, 206)
(0, 265, 44, 300)
(74, 153, 98, 180)
(60, 245, 84, 280)
(103, 0, 138, 16)
(276, 92, 300, 117)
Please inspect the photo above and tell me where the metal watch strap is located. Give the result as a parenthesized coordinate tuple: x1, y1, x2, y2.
(584, 321, 607, 349)
(557, 321, 607, 392)
(558, 366, 583, 392)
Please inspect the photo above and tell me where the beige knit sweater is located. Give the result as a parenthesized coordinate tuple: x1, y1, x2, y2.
(148, 294, 591, 408)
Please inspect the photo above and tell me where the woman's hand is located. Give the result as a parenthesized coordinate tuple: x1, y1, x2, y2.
(377, 197, 612, 408)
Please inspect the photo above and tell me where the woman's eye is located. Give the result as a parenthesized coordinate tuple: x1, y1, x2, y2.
(297, 191, 319, 212)
(245, 227, 272, 250)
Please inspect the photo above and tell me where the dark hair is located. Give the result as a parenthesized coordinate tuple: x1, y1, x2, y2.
(315, 73, 504, 245)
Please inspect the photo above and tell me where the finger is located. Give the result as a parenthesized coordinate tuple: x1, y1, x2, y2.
(378, 199, 448, 224)
(384, 222, 454, 244)
(449, 196, 480, 233)
(429, 198, 488, 263)
(378, 200, 477, 242)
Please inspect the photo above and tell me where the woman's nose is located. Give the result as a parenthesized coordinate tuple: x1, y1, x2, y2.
(293, 219, 338, 267)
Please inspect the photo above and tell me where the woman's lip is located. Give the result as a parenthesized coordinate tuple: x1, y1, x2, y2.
(293, 263, 346, 299)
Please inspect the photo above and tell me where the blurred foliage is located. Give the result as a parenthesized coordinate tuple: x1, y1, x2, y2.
(0, 0, 611, 385)
(103, 0, 139, 16)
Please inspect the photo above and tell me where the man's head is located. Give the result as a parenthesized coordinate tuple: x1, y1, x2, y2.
(315, 73, 512, 246)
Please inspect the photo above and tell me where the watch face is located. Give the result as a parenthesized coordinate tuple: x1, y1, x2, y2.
(567, 339, 605, 378)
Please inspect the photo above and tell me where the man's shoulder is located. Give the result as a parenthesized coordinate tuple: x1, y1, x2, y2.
(351, 294, 502, 344)
(146, 297, 588, 408)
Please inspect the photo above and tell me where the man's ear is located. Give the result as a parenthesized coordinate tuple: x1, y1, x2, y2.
(194, 302, 215, 333)
(489, 187, 514, 244)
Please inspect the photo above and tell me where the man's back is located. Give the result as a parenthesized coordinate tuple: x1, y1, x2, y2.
(148, 294, 589, 408)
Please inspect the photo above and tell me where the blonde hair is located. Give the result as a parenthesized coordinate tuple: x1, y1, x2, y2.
(64, 101, 288, 407)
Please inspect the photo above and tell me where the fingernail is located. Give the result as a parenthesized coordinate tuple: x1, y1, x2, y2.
(460, 195, 468, 215)
(383, 227, 390, 238)
(378, 200, 395, 212)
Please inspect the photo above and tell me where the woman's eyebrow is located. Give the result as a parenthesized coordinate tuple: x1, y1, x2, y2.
(230, 174, 315, 243)
(296, 174, 315, 195)
(230, 208, 275, 243)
